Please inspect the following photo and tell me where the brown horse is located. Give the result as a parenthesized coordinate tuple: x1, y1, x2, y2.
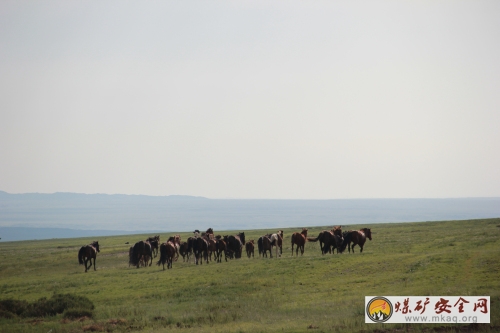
(147, 235, 160, 257)
(179, 241, 191, 262)
(129, 240, 153, 268)
(341, 228, 372, 253)
(188, 236, 209, 265)
(260, 235, 273, 258)
(291, 228, 308, 256)
(245, 240, 255, 258)
(157, 241, 177, 270)
(78, 241, 100, 272)
(205, 236, 217, 261)
(214, 237, 227, 262)
(224, 232, 245, 259)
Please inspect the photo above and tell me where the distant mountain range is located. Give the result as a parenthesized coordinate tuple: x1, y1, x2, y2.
(1, 191, 500, 242)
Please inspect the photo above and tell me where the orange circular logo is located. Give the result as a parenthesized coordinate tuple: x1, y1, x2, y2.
(366, 297, 393, 322)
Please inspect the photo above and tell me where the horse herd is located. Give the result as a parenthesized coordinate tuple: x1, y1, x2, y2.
(78, 227, 372, 272)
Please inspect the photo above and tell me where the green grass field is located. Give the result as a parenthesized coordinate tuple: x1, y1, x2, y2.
(0, 218, 499, 333)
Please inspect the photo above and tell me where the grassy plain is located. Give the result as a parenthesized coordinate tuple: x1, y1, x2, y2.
(0, 218, 499, 333)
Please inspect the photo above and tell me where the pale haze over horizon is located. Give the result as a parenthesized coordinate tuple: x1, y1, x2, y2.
(1, 1, 499, 199)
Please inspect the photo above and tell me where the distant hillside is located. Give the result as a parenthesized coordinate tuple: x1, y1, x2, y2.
(1, 191, 500, 242)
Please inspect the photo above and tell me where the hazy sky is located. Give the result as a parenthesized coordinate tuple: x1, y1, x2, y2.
(1, 1, 499, 199)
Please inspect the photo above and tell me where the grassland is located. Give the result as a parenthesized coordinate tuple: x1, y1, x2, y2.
(0, 218, 499, 333)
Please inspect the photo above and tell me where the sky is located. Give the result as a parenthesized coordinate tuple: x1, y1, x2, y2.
(1, 1, 499, 199)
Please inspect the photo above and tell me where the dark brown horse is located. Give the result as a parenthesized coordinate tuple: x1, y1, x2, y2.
(341, 228, 372, 253)
(179, 241, 191, 262)
(188, 236, 209, 265)
(260, 235, 273, 258)
(291, 228, 308, 256)
(309, 229, 343, 254)
(225, 232, 245, 259)
(129, 240, 153, 268)
(245, 240, 255, 258)
(148, 240, 159, 258)
(205, 236, 217, 261)
(147, 235, 160, 257)
(78, 241, 100, 272)
(215, 237, 227, 263)
(157, 241, 177, 270)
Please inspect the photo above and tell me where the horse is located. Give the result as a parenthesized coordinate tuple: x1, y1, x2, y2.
(129, 240, 153, 268)
(157, 241, 177, 270)
(148, 240, 159, 258)
(147, 235, 160, 257)
(245, 240, 255, 258)
(188, 236, 209, 265)
(260, 235, 273, 258)
(291, 228, 308, 256)
(308, 230, 342, 254)
(204, 236, 217, 261)
(270, 232, 283, 258)
(140, 255, 151, 267)
(257, 236, 264, 257)
(78, 241, 100, 272)
(341, 228, 372, 253)
(225, 232, 245, 259)
(179, 241, 190, 262)
(215, 237, 227, 263)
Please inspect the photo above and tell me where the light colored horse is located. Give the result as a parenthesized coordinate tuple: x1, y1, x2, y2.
(269, 232, 283, 258)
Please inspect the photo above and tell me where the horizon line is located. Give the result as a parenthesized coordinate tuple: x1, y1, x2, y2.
(1, 190, 500, 200)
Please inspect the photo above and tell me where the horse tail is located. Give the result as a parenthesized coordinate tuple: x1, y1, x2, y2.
(306, 236, 319, 242)
(157, 243, 167, 266)
(78, 246, 85, 265)
(130, 242, 142, 266)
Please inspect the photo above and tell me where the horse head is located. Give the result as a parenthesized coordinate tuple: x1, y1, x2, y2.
(301, 228, 308, 237)
(362, 228, 372, 240)
(238, 232, 246, 245)
(92, 241, 100, 252)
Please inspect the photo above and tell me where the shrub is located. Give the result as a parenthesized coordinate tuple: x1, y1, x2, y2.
(0, 299, 28, 316)
(63, 309, 93, 319)
(23, 293, 94, 317)
(0, 294, 94, 318)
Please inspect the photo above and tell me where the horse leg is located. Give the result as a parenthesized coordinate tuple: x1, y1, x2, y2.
(86, 259, 92, 271)
(291, 243, 294, 257)
(93, 257, 96, 271)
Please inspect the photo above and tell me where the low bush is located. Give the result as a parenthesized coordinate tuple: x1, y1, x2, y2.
(63, 308, 93, 319)
(0, 293, 94, 318)
(0, 299, 29, 316)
